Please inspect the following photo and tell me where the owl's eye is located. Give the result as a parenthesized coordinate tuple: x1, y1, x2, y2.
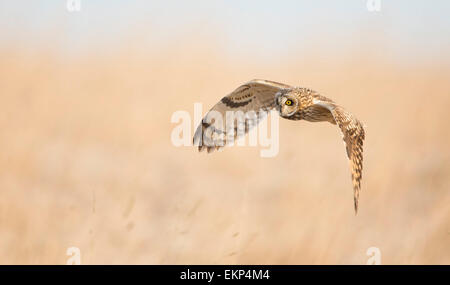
(285, 99, 293, 106)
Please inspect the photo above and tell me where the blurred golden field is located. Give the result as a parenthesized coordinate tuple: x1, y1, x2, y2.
(0, 40, 449, 264)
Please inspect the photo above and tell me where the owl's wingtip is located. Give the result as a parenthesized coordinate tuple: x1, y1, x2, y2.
(195, 144, 218, 153)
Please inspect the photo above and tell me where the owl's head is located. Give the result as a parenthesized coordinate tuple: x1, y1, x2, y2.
(276, 89, 298, 118)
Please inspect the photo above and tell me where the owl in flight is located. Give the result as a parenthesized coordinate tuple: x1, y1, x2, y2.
(193, 79, 365, 214)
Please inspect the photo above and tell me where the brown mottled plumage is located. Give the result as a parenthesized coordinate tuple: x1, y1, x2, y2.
(193, 79, 365, 214)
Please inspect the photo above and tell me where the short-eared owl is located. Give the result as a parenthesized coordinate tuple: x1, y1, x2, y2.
(193, 79, 365, 214)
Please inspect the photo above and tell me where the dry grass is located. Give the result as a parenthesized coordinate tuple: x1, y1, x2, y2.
(0, 42, 449, 264)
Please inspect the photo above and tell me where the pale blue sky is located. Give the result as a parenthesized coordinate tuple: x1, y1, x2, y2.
(1, 0, 449, 61)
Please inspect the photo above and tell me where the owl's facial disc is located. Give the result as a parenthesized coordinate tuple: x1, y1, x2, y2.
(277, 94, 298, 117)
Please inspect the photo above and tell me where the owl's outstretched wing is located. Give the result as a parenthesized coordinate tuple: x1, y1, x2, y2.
(311, 98, 365, 214)
(193, 79, 291, 153)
